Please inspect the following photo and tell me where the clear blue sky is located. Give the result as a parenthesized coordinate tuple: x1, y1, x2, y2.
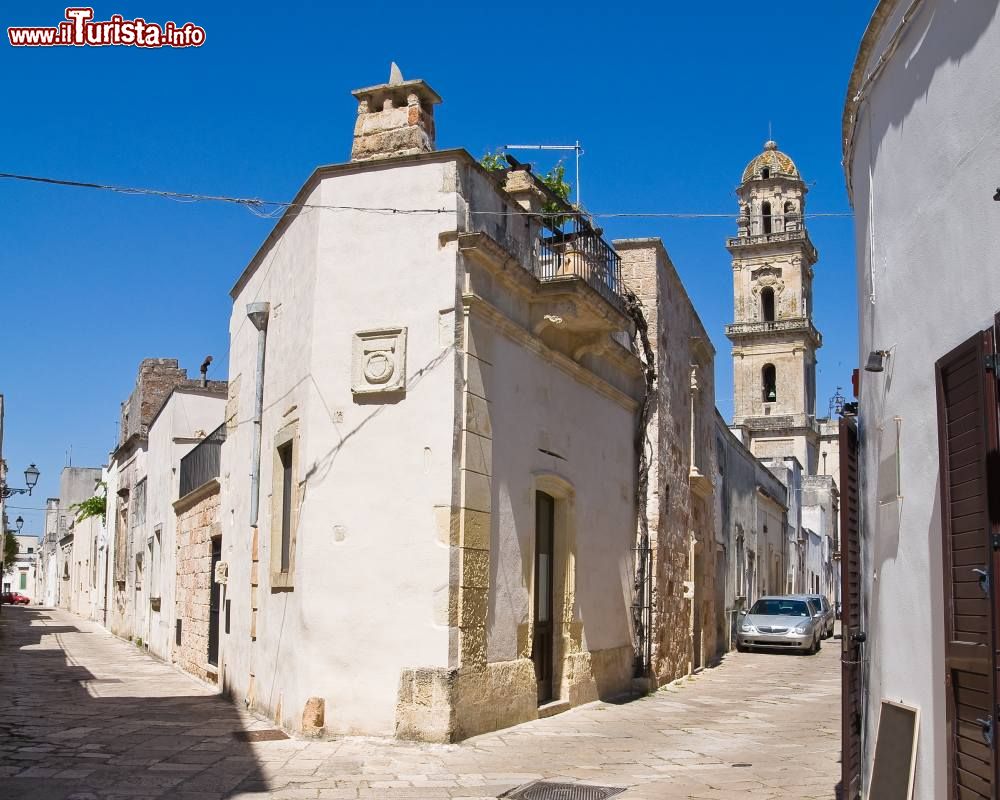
(0, 2, 875, 534)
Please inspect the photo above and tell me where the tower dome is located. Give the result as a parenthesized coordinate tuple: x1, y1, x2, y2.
(741, 140, 800, 182)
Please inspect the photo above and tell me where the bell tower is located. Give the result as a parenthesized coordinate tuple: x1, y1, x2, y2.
(726, 140, 821, 473)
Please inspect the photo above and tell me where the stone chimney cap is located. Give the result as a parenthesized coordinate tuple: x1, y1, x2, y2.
(351, 70, 442, 106)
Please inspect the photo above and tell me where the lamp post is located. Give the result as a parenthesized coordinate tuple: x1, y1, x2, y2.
(1, 463, 40, 498)
(1, 464, 39, 608)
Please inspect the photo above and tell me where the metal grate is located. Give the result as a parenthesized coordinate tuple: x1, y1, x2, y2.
(503, 781, 627, 800)
(179, 423, 226, 497)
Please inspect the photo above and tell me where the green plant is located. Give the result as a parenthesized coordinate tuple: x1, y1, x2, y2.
(3, 529, 17, 569)
(539, 162, 571, 203)
(135, 637, 143, 648)
(539, 162, 574, 227)
(479, 150, 509, 172)
(71, 482, 107, 523)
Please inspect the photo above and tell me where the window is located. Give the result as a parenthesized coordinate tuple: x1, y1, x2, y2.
(132, 479, 147, 528)
(270, 423, 298, 589)
(761, 201, 772, 234)
(19, 572, 27, 590)
(279, 444, 293, 573)
(761, 167, 770, 179)
(761, 287, 775, 322)
(783, 201, 797, 231)
(149, 526, 161, 602)
(762, 364, 777, 403)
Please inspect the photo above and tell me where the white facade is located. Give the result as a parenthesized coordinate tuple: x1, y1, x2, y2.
(219, 81, 642, 739)
(103, 387, 225, 651)
(843, 2, 1000, 797)
(6, 534, 39, 599)
(137, 388, 226, 659)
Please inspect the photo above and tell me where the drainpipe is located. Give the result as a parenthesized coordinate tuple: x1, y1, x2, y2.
(246, 303, 270, 528)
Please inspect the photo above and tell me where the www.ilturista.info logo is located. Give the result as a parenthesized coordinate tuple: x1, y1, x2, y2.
(8, 7, 206, 48)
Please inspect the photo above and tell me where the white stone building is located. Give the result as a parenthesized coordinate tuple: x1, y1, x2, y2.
(217, 68, 645, 741)
(135, 385, 227, 665)
(5, 534, 40, 599)
(50, 467, 104, 614)
(714, 412, 790, 645)
(842, 2, 1000, 797)
(105, 359, 226, 642)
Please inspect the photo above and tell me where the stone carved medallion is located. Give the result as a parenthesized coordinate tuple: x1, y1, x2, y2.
(352, 327, 407, 395)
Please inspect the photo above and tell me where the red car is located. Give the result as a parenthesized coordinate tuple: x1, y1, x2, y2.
(1, 592, 30, 605)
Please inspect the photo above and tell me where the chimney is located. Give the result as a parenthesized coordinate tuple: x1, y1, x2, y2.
(350, 63, 442, 162)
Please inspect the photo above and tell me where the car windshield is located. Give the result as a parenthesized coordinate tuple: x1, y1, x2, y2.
(749, 599, 811, 617)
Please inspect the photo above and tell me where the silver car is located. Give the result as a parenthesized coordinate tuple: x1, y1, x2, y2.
(793, 594, 835, 639)
(737, 596, 823, 655)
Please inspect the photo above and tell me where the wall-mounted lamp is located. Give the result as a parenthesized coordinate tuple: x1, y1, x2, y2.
(865, 350, 890, 373)
(993, 187, 1000, 201)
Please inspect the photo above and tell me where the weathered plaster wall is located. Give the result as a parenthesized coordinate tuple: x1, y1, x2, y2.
(221, 158, 459, 738)
(844, 3, 1000, 795)
(714, 414, 789, 644)
(476, 311, 636, 712)
(56, 467, 103, 618)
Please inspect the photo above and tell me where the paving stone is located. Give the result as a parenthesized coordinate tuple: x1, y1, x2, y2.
(0, 607, 840, 799)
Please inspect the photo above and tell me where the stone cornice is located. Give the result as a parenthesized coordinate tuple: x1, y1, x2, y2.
(172, 478, 221, 514)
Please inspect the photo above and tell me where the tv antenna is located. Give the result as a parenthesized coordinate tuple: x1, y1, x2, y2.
(503, 141, 583, 208)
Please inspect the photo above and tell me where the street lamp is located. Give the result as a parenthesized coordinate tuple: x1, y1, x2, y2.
(1, 463, 40, 498)
(14, 517, 23, 533)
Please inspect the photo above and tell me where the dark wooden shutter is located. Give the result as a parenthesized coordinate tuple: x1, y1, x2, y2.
(936, 325, 1000, 800)
(840, 414, 863, 800)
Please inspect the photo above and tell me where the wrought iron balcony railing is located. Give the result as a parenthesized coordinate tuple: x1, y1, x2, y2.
(179, 423, 226, 498)
(536, 219, 625, 313)
(725, 317, 822, 344)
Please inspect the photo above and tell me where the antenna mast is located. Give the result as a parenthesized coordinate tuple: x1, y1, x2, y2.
(503, 142, 583, 208)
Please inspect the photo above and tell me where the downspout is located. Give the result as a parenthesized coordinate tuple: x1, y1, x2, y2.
(244, 302, 269, 709)
(246, 303, 270, 528)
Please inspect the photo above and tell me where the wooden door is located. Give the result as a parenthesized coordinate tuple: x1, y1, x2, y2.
(936, 324, 1000, 799)
(533, 491, 555, 705)
(840, 414, 863, 800)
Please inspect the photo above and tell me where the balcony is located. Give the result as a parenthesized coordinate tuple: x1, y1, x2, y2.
(179, 424, 225, 498)
(536, 219, 626, 314)
(726, 228, 817, 260)
(725, 317, 822, 347)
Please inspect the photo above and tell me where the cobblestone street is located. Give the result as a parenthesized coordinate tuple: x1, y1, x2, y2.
(0, 607, 840, 799)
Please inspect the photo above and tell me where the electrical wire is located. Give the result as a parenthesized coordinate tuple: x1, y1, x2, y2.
(0, 170, 853, 221)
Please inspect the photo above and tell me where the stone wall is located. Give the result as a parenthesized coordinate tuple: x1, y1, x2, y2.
(616, 238, 720, 683)
(173, 481, 221, 683)
(118, 358, 226, 447)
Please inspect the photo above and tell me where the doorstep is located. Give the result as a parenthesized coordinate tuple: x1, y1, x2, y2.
(537, 699, 571, 719)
